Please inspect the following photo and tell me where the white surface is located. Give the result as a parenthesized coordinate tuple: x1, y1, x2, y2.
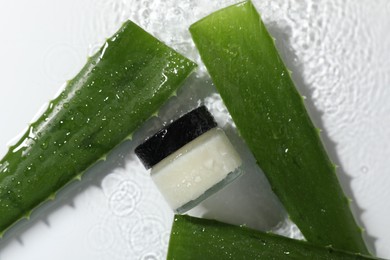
(151, 128, 242, 210)
(0, 0, 389, 259)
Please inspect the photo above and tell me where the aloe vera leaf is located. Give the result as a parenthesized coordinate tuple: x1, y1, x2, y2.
(168, 215, 379, 260)
(0, 20, 196, 235)
(189, 1, 368, 254)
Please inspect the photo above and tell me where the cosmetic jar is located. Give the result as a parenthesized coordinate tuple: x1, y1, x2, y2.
(135, 106, 242, 213)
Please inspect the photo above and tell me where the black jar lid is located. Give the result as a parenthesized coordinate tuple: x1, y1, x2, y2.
(135, 106, 217, 169)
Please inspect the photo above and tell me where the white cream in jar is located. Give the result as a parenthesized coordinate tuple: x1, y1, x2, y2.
(135, 106, 242, 213)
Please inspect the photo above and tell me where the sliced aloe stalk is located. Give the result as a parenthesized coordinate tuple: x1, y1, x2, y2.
(168, 215, 378, 260)
(189, 1, 368, 254)
(0, 20, 196, 235)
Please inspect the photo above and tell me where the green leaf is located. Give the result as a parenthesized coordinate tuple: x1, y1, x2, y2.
(168, 215, 379, 260)
(189, 1, 368, 254)
(0, 20, 196, 235)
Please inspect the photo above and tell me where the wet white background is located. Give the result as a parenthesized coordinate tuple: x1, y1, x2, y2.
(0, 0, 390, 259)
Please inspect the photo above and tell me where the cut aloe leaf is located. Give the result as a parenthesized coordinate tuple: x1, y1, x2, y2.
(0, 20, 196, 235)
(190, 1, 368, 254)
(168, 215, 378, 260)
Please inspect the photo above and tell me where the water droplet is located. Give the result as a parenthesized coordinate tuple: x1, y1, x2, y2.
(41, 142, 48, 150)
(129, 215, 165, 253)
(141, 252, 160, 260)
(25, 164, 34, 172)
(109, 187, 137, 217)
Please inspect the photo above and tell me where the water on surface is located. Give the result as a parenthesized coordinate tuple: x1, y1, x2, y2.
(0, 0, 389, 259)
